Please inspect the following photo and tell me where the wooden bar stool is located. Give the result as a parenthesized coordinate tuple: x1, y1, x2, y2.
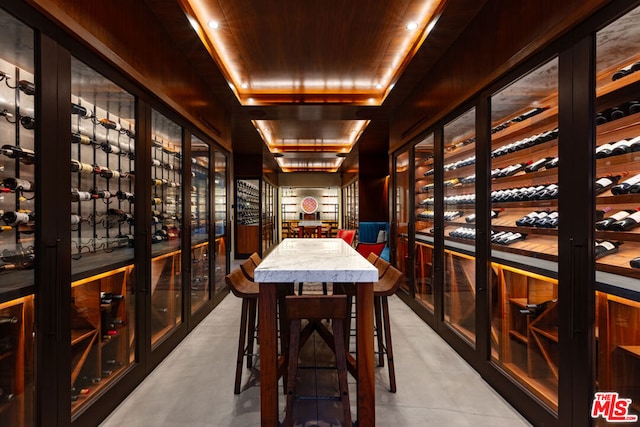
(284, 295, 352, 427)
(338, 264, 403, 393)
(225, 268, 259, 394)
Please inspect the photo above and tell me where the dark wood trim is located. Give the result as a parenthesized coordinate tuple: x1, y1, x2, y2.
(36, 32, 72, 427)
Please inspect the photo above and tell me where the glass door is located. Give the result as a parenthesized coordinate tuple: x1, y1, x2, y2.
(69, 57, 137, 413)
(489, 57, 560, 411)
(414, 133, 435, 310)
(394, 150, 410, 293)
(0, 10, 35, 426)
(150, 110, 183, 348)
(191, 137, 209, 312)
(442, 108, 477, 345)
(213, 148, 227, 294)
(593, 5, 640, 423)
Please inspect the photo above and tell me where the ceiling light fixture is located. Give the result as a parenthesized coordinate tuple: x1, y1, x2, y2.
(406, 21, 418, 31)
(207, 20, 220, 29)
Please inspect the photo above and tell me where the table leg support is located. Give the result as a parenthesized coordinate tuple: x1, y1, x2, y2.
(356, 282, 375, 427)
(260, 283, 279, 426)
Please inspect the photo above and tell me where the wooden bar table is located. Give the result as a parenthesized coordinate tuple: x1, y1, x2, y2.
(296, 220, 323, 238)
(254, 238, 378, 426)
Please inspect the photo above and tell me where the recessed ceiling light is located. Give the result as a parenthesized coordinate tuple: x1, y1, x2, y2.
(207, 20, 220, 29)
(241, 82, 249, 89)
(406, 22, 418, 31)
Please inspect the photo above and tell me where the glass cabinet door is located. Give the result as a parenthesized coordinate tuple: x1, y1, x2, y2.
(150, 110, 183, 347)
(594, 5, 640, 423)
(489, 57, 560, 411)
(414, 134, 435, 310)
(191, 137, 210, 311)
(442, 108, 477, 344)
(213, 148, 227, 294)
(69, 57, 137, 413)
(394, 151, 410, 293)
(0, 10, 35, 426)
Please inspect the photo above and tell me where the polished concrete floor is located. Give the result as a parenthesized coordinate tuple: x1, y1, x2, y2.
(100, 287, 531, 427)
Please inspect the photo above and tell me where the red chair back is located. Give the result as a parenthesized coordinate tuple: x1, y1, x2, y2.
(355, 242, 386, 259)
(336, 229, 356, 245)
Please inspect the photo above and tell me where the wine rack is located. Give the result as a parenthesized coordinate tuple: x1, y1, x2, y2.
(0, 10, 36, 426)
(235, 179, 259, 257)
(280, 187, 339, 240)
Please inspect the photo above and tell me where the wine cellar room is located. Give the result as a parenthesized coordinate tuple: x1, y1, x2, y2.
(1, 1, 640, 426)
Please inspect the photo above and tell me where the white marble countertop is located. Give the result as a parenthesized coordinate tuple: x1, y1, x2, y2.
(254, 238, 378, 283)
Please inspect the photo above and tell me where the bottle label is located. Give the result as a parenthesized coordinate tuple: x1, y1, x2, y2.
(610, 211, 631, 221)
(622, 174, 640, 186)
(599, 241, 616, 251)
(627, 211, 640, 222)
(596, 177, 613, 187)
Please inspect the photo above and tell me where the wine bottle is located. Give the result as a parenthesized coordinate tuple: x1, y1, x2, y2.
(100, 142, 121, 155)
(107, 208, 132, 223)
(610, 106, 626, 121)
(535, 211, 559, 228)
(595, 207, 612, 221)
(71, 159, 94, 174)
(0, 258, 34, 272)
(151, 159, 161, 167)
(17, 79, 35, 95)
(71, 103, 94, 119)
(2, 211, 35, 226)
(594, 175, 621, 195)
(610, 138, 633, 156)
(0, 226, 12, 233)
(0, 316, 18, 324)
(596, 142, 613, 158)
(151, 197, 162, 206)
(610, 210, 640, 231)
(612, 64, 634, 80)
(20, 115, 35, 130)
(544, 157, 559, 169)
(630, 256, 640, 269)
(595, 209, 635, 230)
(1, 145, 35, 165)
(628, 135, 640, 152)
(611, 173, 640, 195)
(595, 240, 622, 259)
(595, 113, 608, 125)
(533, 183, 559, 200)
(516, 211, 545, 227)
(525, 157, 554, 173)
(2, 177, 34, 192)
(630, 101, 640, 115)
(99, 118, 122, 131)
(91, 189, 112, 199)
(71, 132, 92, 145)
(116, 191, 134, 202)
(521, 299, 557, 315)
(71, 188, 92, 202)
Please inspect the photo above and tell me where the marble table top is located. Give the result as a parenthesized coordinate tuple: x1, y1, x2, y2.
(254, 238, 378, 283)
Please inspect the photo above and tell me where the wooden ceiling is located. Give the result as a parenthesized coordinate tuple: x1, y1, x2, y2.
(143, 0, 487, 173)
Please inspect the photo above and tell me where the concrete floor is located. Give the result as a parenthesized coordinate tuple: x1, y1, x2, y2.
(100, 288, 531, 427)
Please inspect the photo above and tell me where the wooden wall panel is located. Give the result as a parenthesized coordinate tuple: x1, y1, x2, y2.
(390, 0, 612, 151)
(25, 0, 232, 151)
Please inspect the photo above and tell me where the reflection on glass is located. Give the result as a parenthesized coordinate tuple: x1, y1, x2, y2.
(236, 179, 260, 256)
(0, 22, 37, 426)
(192, 136, 210, 311)
(395, 151, 410, 293)
(414, 134, 435, 310)
(69, 57, 137, 416)
(594, 7, 640, 423)
(489, 57, 559, 410)
(213, 149, 227, 294)
(150, 110, 182, 347)
(443, 108, 476, 344)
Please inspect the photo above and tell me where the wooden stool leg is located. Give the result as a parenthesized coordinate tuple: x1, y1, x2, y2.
(235, 298, 249, 394)
(374, 296, 385, 367)
(247, 299, 257, 369)
(382, 296, 397, 393)
(332, 318, 352, 427)
(285, 318, 302, 427)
